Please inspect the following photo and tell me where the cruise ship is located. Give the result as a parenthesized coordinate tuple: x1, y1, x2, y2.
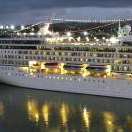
(0, 21, 132, 99)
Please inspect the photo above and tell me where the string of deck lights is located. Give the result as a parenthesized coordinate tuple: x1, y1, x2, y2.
(0, 17, 128, 44)
(0, 17, 119, 32)
(0, 17, 131, 32)
(0, 25, 119, 44)
(12, 21, 117, 38)
(0, 18, 123, 36)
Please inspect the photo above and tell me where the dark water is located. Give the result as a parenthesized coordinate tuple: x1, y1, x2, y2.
(0, 84, 132, 132)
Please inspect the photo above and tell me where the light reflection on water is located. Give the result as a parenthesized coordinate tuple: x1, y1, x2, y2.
(0, 84, 132, 132)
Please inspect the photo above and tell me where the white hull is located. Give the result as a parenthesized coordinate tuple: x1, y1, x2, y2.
(0, 66, 132, 99)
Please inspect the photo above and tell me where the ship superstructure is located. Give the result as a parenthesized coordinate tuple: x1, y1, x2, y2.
(0, 20, 132, 99)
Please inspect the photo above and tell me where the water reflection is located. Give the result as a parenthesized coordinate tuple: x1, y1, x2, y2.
(60, 103, 69, 127)
(42, 103, 49, 126)
(25, 97, 132, 132)
(103, 112, 116, 132)
(127, 115, 132, 131)
(82, 107, 91, 129)
(0, 84, 132, 132)
(0, 102, 4, 118)
(27, 99, 39, 123)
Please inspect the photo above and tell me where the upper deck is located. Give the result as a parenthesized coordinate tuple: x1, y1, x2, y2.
(0, 36, 132, 53)
(0, 20, 132, 53)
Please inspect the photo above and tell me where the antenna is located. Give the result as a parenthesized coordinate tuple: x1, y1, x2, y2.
(118, 19, 122, 37)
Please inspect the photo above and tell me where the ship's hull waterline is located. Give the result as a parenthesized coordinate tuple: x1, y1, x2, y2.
(0, 66, 132, 99)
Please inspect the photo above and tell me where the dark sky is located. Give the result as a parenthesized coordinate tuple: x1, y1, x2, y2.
(1, 0, 132, 24)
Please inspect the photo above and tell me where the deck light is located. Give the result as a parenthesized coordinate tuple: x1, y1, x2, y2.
(21, 25, 25, 30)
(102, 37, 105, 40)
(83, 31, 88, 36)
(86, 37, 89, 42)
(0, 25, 4, 29)
(110, 37, 119, 44)
(10, 25, 15, 30)
(23, 33, 27, 36)
(30, 32, 35, 36)
(17, 32, 20, 36)
(37, 32, 42, 36)
(66, 32, 71, 37)
(96, 39, 99, 42)
(5, 25, 9, 29)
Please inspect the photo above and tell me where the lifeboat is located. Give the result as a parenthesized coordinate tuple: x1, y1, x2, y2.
(63, 63, 83, 71)
(112, 72, 130, 79)
(86, 65, 109, 76)
(86, 65, 107, 71)
(45, 63, 59, 69)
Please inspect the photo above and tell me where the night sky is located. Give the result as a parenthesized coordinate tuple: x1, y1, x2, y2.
(0, 0, 132, 24)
